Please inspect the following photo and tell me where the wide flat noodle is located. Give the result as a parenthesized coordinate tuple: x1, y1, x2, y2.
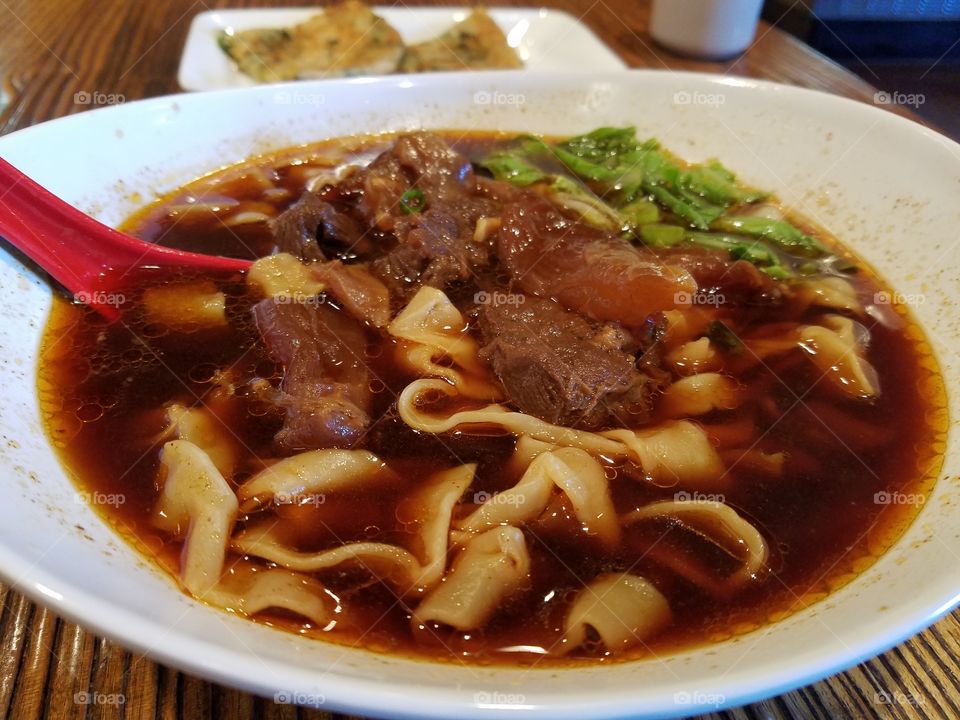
(562, 573, 671, 654)
(458, 447, 620, 549)
(412, 526, 530, 631)
(798, 314, 879, 399)
(234, 526, 420, 583)
(160, 403, 239, 477)
(247, 252, 325, 300)
(153, 440, 239, 597)
(406, 464, 476, 590)
(234, 464, 475, 596)
(388, 287, 501, 399)
(622, 500, 768, 596)
(658, 373, 741, 419)
(399, 378, 625, 454)
(237, 449, 389, 512)
(400, 378, 726, 488)
(604, 422, 726, 489)
(205, 566, 341, 628)
(794, 276, 862, 314)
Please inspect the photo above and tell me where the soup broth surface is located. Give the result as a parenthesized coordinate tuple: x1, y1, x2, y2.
(38, 131, 946, 665)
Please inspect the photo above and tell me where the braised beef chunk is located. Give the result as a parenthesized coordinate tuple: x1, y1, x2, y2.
(252, 298, 371, 452)
(341, 132, 476, 230)
(477, 295, 666, 430)
(368, 244, 425, 299)
(312, 260, 391, 327)
(268, 192, 363, 261)
(370, 205, 485, 297)
(391, 132, 474, 197)
(340, 132, 506, 297)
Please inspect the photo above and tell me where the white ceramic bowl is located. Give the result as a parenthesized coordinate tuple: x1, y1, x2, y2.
(0, 71, 957, 719)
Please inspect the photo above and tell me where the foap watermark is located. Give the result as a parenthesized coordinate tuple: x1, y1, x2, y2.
(673, 690, 725, 707)
(874, 490, 925, 506)
(274, 690, 326, 706)
(873, 90, 925, 108)
(274, 292, 323, 307)
(674, 290, 725, 307)
(74, 90, 125, 106)
(473, 490, 524, 507)
(473, 90, 525, 107)
(74, 290, 125, 308)
(874, 690, 925, 707)
(274, 491, 326, 507)
(874, 290, 925, 306)
(474, 290, 525, 307)
(74, 691, 125, 706)
(273, 90, 326, 107)
(673, 90, 725, 108)
(674, 490, 725, 504)
(74, 491, 126, 507)
(474, 691, 527, 707)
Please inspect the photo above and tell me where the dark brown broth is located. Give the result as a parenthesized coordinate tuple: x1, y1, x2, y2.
(37, 133, 946, 666)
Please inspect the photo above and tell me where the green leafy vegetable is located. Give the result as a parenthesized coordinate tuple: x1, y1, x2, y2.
(555, 127, 645, 165)
(478, 148, 628, 231)
(547, 128, 770, 229)
(620, 197, 660, 226)
(641, 226, 793, 278)
(479, 152, 546, 186)
(639, 223, 685, 247)
(647, 185, 723, 229)
(476, 126, 841, 278)
(686, 232, 793, 278)
(711, 216, 825, 257)
(684, 162, 767, 206)
(547, 176, 625, 231)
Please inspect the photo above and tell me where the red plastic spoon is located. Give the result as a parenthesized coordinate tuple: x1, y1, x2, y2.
(0, 157, 252, 320)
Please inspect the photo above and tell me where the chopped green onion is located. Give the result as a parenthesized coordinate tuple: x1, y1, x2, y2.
(400, 188, 427, 215)
(707, 320, 744, 355)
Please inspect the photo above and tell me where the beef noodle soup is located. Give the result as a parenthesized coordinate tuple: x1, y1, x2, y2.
(38, 129, 945, 665)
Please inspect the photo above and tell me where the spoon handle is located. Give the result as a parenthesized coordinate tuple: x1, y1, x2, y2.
(0, 157, 250, 318)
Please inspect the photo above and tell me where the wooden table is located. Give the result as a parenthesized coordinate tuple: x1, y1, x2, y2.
(0, 1, 955, 718)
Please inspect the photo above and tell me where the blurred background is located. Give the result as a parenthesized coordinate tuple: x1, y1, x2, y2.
(763, 0, 960, 136)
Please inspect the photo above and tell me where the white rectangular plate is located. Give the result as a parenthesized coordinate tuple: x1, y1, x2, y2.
(177, 6, 627, 91)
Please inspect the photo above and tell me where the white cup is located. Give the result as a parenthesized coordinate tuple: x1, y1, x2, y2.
(649, 0, 765, 60)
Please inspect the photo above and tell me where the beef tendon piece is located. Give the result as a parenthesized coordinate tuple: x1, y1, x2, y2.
(658, 246, 785, 308)
(477, 295, 667, 430)
(398, 10, 523, 73)
(252, 298, 372, 452)
(497, 195, 696, 328)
